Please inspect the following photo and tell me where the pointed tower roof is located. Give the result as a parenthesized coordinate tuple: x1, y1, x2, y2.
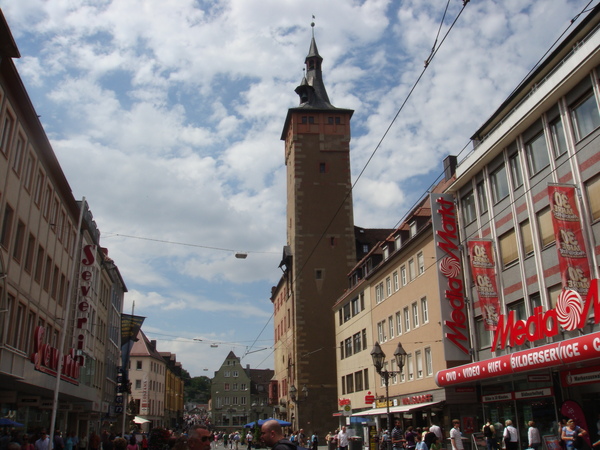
(281, 25, 353, 139)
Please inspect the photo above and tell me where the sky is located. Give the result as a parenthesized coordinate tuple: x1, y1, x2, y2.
(1, 0, 592, 378)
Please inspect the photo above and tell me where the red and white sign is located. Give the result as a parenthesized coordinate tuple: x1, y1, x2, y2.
(436, 329, 600, 387)
(401, 394, 432, 405)
(468, 240, 500, 331)
(30, 326, 81, 384)
(431, 193, 470, 361)
(548, 184, 592, 297)
(364, 393, 375, 405)
(560, 366, 600, 387)
(492, 279, 599, 350)
(75, 244, 97, 366)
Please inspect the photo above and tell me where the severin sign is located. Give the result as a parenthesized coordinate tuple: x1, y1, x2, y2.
(75, 244, 97, 365)
(493, 279, 599, 350)
(431, 193, 470, 361)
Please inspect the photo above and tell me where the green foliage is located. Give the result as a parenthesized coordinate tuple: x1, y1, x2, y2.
(184, 375, 211, 403)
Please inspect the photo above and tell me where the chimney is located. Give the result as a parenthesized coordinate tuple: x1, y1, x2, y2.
(151, 340, 157, 350)
(443, 155, 457, 181)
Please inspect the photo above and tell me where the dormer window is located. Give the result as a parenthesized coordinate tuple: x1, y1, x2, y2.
(383, 246, 389, 260)
(410, 221, 417, 237)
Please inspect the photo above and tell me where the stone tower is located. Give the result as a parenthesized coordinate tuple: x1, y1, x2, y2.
(275, 27, 356, 432)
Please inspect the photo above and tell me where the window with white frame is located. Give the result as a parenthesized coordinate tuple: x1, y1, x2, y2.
(375, 282, 384, 304)
(353, 332, 361, 354)
(490, 164, 509, 203)
(425, 347, 433, 376)
(525, 131, 550, 175)
(571, 90, 600, 140)
(393, 271, 399, 291)
(401, 266, 407, 286)
(408, 259, 415, 281)
(377, 321, 386, 343)
(388, 315, 394, 339)
(395, 311, 402, 335)
(421, 297, 429, 324)
(417, 252, 425, 275)
(407, 354, 414, 381)
(404, 307, 410, 332)
(412, 302, 419, 328)
(233, 371, 238, 377)
(345, 337, 353, 357)
(386, 277, 392, 296)
(416, 350, 423, 378)
(550, 116, 568, 157)
(410, 222, 417, 237)
(224, 371, 230, 377)
(509, 152, 523, 188)
(461, 190, 476, 224)
(351, 296, 360, 316)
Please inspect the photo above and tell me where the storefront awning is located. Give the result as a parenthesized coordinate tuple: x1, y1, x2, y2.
(351, 401, 442, 417)
(133, 416, 150, 424)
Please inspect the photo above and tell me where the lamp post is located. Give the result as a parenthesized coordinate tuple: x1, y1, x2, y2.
(289, 385, 308, 429)
(371, 342, 407, 445)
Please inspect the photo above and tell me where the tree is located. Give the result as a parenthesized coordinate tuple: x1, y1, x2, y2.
(184, 376, 211, 403)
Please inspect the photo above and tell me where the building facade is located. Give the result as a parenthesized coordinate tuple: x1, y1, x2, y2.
(210, 351, 273, 432)
(0, 9, 127, 436)
(437, 4, 600, 446)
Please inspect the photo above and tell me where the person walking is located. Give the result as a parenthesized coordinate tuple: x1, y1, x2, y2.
(246, 431, 253, 450)
(310, 433, 318, 450)
(405, 428, 417, 450)
(429, 424, 442, 443)
(337, 427, 349, 450)
(562, 419, 588, 450)
(392, 420, 404, 450)
(528, 421, 541, 450)
(260, 421, 295, 450)
(503, 420, 518, 450)
(35, 431, 50, 450)
(482, 421, 495, 450)
(450, 420, 463, 450)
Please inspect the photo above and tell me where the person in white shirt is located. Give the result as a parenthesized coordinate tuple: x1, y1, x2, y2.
(528, 421, 541, 450)
(338, 427, 349, 450)
(429, 424, 443, 442)
(503, 420, 518, 450)
(35, 431, 50, 450)
(450, 420, 463, 450)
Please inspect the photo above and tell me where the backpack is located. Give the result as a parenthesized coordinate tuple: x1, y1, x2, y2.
(483, 426, 492, 438)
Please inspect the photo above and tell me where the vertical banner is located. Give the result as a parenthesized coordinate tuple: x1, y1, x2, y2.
(121, 314, 145, 369)
(468, 240, 500, 331)
(141, 373, 149, 415)
(548, 184, 591, 297)
(431, 193, 470, 361)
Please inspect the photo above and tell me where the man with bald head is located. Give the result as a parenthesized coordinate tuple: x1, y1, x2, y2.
(261, 420, 293, 450)
(187, 425, 213, 450)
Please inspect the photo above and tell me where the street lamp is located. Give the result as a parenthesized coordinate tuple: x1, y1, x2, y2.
(371, 342, 407, 444)
(289, 384, 308, 403)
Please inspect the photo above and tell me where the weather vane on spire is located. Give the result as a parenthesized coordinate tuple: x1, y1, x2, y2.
(311, 15, 315, 35)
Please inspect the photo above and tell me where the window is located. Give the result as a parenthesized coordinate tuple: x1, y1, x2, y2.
(375, 282, 384, 304)
(410, 222, 417, 237)
(415, 350, 423, 378)
(315, 269, 322, 279)
(135, 380, 142, 389)
(425, 347, 433, 376)
(404, 307, 410, 332)
(520, 220, 534, 255)
(224, 383, 230, 391)
(224, 371, 230, 377)
(345, 337, 353, 358)
(343, 303, 351, 321)
(401, 266, 407, 286)
(412, 302, 419, 328)
(0, 204, 14, 249)
(377, 321, 386, 343)
(346, 373, 354, 393)
(525, 132, 550, 175)
(408, 259, 415, 281)
(571, 90, 600, 140)
(490, 164, 509, 203)
(23, 152, 34, 192)
(233, 371, 238, 377)
(362, 329, 367, 351)
(364, 368, 369, 390)
(386, 277, 392, 296)
(12, 134, 24, 176)
(0, 111, 14, 157)
(388, 316, 394, 339)
(476, 317, 491, 349)
(587, 175, 600, 221)
(355, 371, 363, 392)
(537, 208, 555, 247)
(393, 271, 399, 291)
(12, 220, 25, 262)
(461, 190, 476, 224)
(34, 170, 44, 206)
(24, 234, 35, 273)
(136, 361, 142, 370)
(550, 117, 568, 157)
(319, 163, 326, 173)
(477, 181, 488, 214)
(351, 297, 360, 316)
(395, 311, 402, 335)
(417, 252, 425, 275)
(421, 297, 429, 323)
(499, 229, 518, 267)
(353, 332, 361, 354)
(34, 245, 44, 282)
(509, 152, 523, 187)
(407, 354, 414, 381)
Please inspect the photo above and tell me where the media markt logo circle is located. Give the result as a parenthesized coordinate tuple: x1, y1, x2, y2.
(556, 289, 584, 331)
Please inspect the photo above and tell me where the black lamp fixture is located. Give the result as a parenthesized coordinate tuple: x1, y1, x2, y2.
(371, 341, 407, 447)
(289, 384, 308, 403)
